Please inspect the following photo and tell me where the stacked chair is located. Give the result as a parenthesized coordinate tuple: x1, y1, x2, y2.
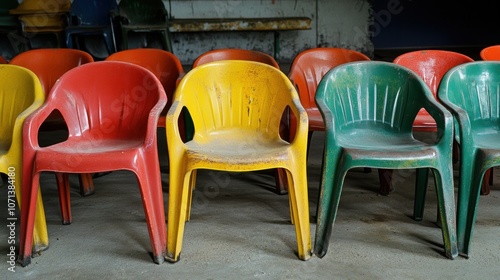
(9, 0, 71, 48)
(65, 0, 119, 57)
(117, 0, 173, 52)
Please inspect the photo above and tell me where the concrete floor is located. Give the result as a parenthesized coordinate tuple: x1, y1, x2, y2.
(2, 128, 500, 280)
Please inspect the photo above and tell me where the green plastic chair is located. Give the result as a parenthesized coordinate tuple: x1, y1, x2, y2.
(0, 0, 19, 29)
(438, 61, 500, 257)
(313, 61, 457, 259)
(118, 0, 172, 52)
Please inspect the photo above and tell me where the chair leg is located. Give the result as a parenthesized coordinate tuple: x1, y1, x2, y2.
(377, 169, 393, 195)
(55, 173, 72, 225)
(78, 173, 95, 197)
(480, 169, 492, 195)
(274, 168, 288, 194)
(136, 156, 166, 264)
(413, 168, 430, 221)
(185, 170, 197, 221)
(287, 167, 312, 261)
(166, 162, 192, 263)
(432, 166, 458, 259)
(31, 190, 49, 254)
(314, 152, 344, 258)
(18, 172, 42, 267)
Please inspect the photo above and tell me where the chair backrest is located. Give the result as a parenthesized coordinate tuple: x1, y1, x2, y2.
(119, 0, 167, 25)
(316, 61, 433, 133)
(0, 0, 18, 14)
(45, 61, 166, 140)
(10, 0, 70, 14)
(0, 65, 44, 149)
(193, 48, 279, 69)
(105, 48, 184, 112)
(480, 45, 500, 61)
(288, 47, 370, 108)
(174, 60, 297, 139)
(439, 61, 500, 127)
(10, 49, 94, 95)
(69, 0, 118, 26)
(393, 50, 474, 96)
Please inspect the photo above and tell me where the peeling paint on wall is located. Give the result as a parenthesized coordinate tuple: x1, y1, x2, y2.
(166, 0, 373, 64)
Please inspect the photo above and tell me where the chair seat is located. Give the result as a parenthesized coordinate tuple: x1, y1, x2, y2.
(338, 128, 437, 160)
(474, 131, 500, 149)
(34, 139, 144, 172)
(186, 130, 289, 167)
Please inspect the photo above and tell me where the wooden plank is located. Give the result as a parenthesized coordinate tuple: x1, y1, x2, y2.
(169, 17, 312, 32)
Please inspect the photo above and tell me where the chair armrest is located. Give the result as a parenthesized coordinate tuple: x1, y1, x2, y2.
(422, 94, 454, 150)
(166, 99, 186, 144)
(22, 102, 55, 151)
(438, 95, 472, 145)
(288, 96, 309, 146)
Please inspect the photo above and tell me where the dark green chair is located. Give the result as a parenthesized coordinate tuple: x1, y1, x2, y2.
(0, 0, 18, 30)
(438, 61, 500, 258)
(117, 0, 172, 52)
(313, 61, 457, 259)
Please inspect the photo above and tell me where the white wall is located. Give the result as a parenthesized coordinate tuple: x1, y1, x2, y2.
(165, 0, 373, 64)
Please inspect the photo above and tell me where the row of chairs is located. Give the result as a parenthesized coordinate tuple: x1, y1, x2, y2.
(2, 46, 498, 266)
(0, 0, 171, 55)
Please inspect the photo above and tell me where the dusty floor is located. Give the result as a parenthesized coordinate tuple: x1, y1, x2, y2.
(2, 129, 500, 280)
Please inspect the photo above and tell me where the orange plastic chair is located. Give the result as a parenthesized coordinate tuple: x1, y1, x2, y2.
(0, 65, 48, 255)
(10, 48, 96, 197)
(105, 48, 185, 128)
(192, 48, 288, 193)
(18, 61, 167, 267)
(192, 48, 280, 69)
(0, 55, 6, 63)
(393, 50, 495, 197)
(479, 45, 500, 61)
(165, 60, 311, 263)
(9, 0, 71, 48)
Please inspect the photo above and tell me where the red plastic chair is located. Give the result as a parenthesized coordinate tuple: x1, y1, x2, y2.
(0, 55, 7, 63)
(193, 48, 279, 69)
(392, 50, 494, 196)
(18, 61, 167, 267)
(105, 48, 185, 128)
(480, 45, 500, 61)
(192, 48, 287, 194)
(10, 48, 96, 196)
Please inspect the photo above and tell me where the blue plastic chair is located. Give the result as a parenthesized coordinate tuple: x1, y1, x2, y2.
(65, 0, 118, 55)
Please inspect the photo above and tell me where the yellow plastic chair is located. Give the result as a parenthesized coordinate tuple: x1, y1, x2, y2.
(165, 60, 312, 262)
(9, 0, 71, 48)
(0, 64, 48, 254)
